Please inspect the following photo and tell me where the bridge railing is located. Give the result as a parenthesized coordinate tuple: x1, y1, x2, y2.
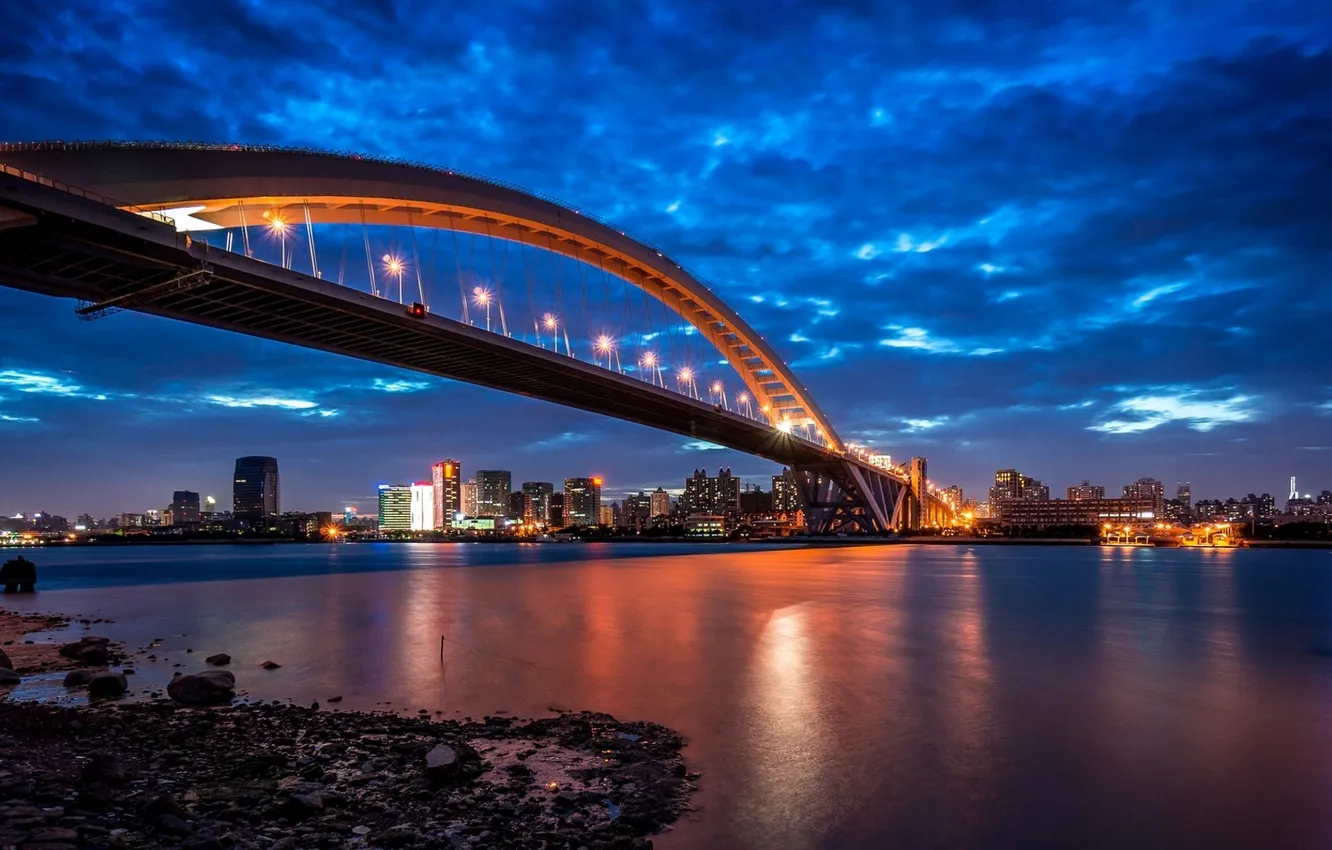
(0, 160, 176, 227)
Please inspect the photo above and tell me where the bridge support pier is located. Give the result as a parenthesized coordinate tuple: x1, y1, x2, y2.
(794, 461, 903, 535)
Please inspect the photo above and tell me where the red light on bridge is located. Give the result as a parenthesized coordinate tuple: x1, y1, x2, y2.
(408, 302, 426, 318)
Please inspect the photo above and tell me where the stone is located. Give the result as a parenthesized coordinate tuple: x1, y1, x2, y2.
(87, 672, 127, 699)
(260, 660, 281, 670)
(204, 653, 231, 666)
(58, 636, 110, 660)
(0, 667, 18, 685)
(0, 555, 37, 592)
(77, 644, 110, 666)
(63, 668, 94, 687)
(0, 648, 11, 669)
(82, 753, 128, 785)
(166, 670, 236, 706)
(25, 826, 78, 842)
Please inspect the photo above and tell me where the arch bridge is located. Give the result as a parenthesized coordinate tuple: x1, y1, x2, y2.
(0, 142, 955, 533)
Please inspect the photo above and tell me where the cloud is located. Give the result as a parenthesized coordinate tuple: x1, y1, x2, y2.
(204, 395, 318, 411)
(1090, 388, 1257, 434)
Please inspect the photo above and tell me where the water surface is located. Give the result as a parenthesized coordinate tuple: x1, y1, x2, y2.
(6, 543, 1332, 850)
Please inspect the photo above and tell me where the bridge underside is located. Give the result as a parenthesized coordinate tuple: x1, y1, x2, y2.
(794, 461, 905, 535)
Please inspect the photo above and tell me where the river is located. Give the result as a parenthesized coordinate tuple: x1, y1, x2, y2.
(5, 542, 1332, 849)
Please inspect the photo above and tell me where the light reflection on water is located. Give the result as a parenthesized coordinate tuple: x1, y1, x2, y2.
(6, 543, 1332, 849)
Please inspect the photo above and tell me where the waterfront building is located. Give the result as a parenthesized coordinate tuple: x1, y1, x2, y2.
(233, 456, 279, 517)
(1122, 477, 1165, 517)
(377, 485, 412, 531)
(1067, 481, 1105, 501)
(995, 497, 1157, 528)
(1176, 482, 1192, 510)
(409, 481, 434, 532)
(684, 515, 726, 538)
(460, 480, 478, 518)
(681, 468, 741, 515)
(564, 477, 602, 526)
(990, 469, 1049, 505)
(475, 470, 513, 517)
(522, 481, 555, 524)
(431, 460, 462, 528)
(624, 492, 652, 524)
(650, 487, 671, 518)
(941, 485, 963, 507)
(76, 513, 95, 530)
(772, 469, 800, 512)
(598, 504, 615, 526)
(169, 490, 201, 524)
(509, 490, 533, 521)
(120, 512, 147, 529)
(343, 505, 357, 525)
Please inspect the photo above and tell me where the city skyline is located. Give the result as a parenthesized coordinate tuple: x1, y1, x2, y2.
(2, 3, 1330, 512)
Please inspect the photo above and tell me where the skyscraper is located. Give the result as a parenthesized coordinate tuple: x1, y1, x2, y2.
(461, 480, 478, 518)
(169, 490, 201, 524)
(432, 460, 462, 528)
(233, 456, 279, 517)
(564, 477, 602, 526)
(522, 481, 554, 524)
(1176, 482, 1192, 509)
(649, 487, 671, 518)
(377, 485, 411, 531)
(409, 481, 434, 532)
(475, 470, 513, 517)
(1067, 481, 1105, 500)
(681, 468, 742, 514)
(772, 468, 800, 512)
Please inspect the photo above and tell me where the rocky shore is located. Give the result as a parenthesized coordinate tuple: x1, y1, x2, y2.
(0, 612, 695, 849)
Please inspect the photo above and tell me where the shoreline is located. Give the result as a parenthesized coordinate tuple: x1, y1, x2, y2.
(0, 609, 695, 849)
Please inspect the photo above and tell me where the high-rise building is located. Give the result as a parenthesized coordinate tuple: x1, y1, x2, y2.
(377, 485, 412, 531)
(1290, 476, 1298, 501)
(941, 485, 963, 507)
(680, 468, 742, 514)
(509, 490, 533, 521)
(598, 504, 615, 526)
(990, 469, 1048, 505)
(409, 481, 434, 532)
(461, 480, 479, 518)
(1122, 478, 1165, 517)
(772, 468, 800, 512)
(475, 470, 513, 517)
(522, 481, 555, 525)
(1067, 481, 1105, 501)
(624, 492, 653, 524)
(76, 513, 95, 530)
(739, 485, 773, 514)
(650, 487, 671, 518)
(169, 490, 201, 524)
(549, 492, 566, 528)
(1176, 482, 1192, 509)
(344, 505, 357, 525)
(564, 477, 602, 526)
(233, 456, 279, 517)
(432, 460, 462, 528)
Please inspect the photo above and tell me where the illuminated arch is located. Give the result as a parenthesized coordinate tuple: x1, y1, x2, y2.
(0, 141, 842, 451)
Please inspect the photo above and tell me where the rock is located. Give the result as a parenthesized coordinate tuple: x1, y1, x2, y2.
(78, 643, 111, 665)
(260, 660, 281, 670)
(59, 636, 111, 660)
(166, 670, 235, 705)
(424, 743, 459, 779)
(327, 695, 343, 703)
(310, 701, 319, 710)
(25, 826, 77, 842)
(0, 667, 19, 685)
(87, 672, 127, 698)
(0, 648, 11, 669)
(0, 554, 37, 592)
(63, 669, 93, 687)
(82, 752, 128, 785)
(204, 653, 231, 666)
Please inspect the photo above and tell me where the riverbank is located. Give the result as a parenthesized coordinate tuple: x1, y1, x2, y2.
(0, 609, 694, 849)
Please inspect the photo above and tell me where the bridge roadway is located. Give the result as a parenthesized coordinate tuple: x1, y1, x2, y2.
(0, 166, 851, 472)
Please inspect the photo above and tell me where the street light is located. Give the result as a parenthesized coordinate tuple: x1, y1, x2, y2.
(382, 254, 405, 302)
(472, 287, 493, 331)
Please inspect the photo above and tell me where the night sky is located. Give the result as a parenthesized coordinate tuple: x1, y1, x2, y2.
(2, 0, 1330, 518)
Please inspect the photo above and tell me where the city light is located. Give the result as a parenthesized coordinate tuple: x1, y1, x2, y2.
(641, 351, 657, 366)
(595, 335, 613, 353)
(711, 381, 723, 393)
(382, 254, 404, 276)
(737, 392, 749, 403)
(472, 287, 491, 306)
(543, 313, 559, 331)
(678, 367, 695, 382)
(776, 419, 793, 433)
(266, 215, 287, 233)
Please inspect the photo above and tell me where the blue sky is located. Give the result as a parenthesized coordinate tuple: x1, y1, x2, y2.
(1, 0, 1330, 517)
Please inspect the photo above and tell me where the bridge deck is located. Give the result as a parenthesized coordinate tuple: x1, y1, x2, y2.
(0, 170, 853, 471)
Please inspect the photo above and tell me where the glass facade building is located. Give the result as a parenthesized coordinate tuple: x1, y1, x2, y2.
(233, 456, 279, 517)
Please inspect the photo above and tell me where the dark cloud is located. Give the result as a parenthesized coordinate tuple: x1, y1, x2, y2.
(0, 0, 1328, 515)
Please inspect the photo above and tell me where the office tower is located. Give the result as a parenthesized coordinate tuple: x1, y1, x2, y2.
(522, 481, 555, 525)
(1176, 482, 1192, 509)
(549, 492, 566, 528)
(475, 470, 513, 517)
(625, 492, 652, 523)
(772, 468, 799, 512)
(1290, 476, 1298, 500)
(564, 477, 602, 526)
(509, 490, 533, 521)
(377, 485, 412, 531)
(233, 456, 279, 517)
(168, 490, 201, 524)
(990, 469, 1049, 503)
(343, 505, 357, 525)
(650, 487, 671, 518)
(1122, 478, 1165, 517)
(1067, 481, 1105, 500)
(409, 481, 434, 531)
(432, 460, 462, 528)
(76, 513, 95, 530)
(941, 485, 963, 507)
(599, 504, 615, 526)
(739, 485, 772, 514)
(461, 480, 478, 518)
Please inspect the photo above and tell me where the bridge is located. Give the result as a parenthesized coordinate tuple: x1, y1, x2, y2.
(0, 141, 955, 533)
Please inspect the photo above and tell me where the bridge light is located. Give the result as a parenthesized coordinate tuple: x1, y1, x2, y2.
(472, 287, 491, 306)
(543, 313, 558, 331)
(594, 335, 613, 353)
(383, 254, 404, 276)
(641, 351, 657, 366)
(776, 419, 793, 434)
(711, 381, 723, 393)
(737, 392, 749, 403)
(268, 216, 287, 233)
